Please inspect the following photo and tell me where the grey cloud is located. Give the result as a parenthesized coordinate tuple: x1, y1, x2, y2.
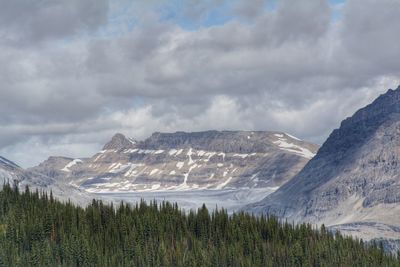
(0, 0, 109, 44)
(269, 0, 331, 44)
(339, 0, 400, 76)
(232, 0, 267, 20)
(85, 0, 333, 102)
(0, 0, 400, 167)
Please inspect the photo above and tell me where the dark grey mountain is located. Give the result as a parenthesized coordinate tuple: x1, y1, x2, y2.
(248, 86, 400, 242)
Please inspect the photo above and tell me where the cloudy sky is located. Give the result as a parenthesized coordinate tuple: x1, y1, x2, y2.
(0, 0, 399, 167)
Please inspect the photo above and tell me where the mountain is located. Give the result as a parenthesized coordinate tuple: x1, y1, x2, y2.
(30, 131, 319, 193)
(0, 155, 91, 205)
(0, 156, 23, 185)
(247, 86, 400, 241)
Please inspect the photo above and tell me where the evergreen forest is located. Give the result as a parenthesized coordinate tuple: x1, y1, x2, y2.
(0, 184, 398, 266)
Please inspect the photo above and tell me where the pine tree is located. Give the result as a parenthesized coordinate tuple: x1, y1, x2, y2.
(0, 183, 398, 266)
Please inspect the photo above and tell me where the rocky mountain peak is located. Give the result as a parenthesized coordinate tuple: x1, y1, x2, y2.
(247, 86, 400, 241)
(317, 85, 400, 158)
(341, 86, 400, 128)
(103, 133, 137, 151)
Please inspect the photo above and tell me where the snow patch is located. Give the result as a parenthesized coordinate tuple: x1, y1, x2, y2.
(273, 138, 315, 159)
(176, 164, 197, 190)
(150, 169, 159, 176)
(61, 159, 82, 172)
(123, 149, 138, 154)
(187, 148, 194, 165)
(108, 163, 118, 171)
(128, 137, 136, 144)
(151, 184, 161, 190)
(169, 149, 178, 156)
(109, 163, 131, 173)
(93, 153, 105, 162)
(285, 133, 301, 141)
(124, 164, 143, 177)
(206, 152, 217, 161)
(197, 150, 206, 157)
(233, 153, 248, 159)
(176, 162, 185, 169)
(216, 177, 233, 190)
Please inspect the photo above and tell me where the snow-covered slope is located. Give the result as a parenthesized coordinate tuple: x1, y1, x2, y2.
(30, 131, 319, 193)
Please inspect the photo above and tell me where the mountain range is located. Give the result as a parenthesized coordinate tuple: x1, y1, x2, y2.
(2, 86, 400, 248)
(0, 130, 318, 211)
(29, 131, 318, 193)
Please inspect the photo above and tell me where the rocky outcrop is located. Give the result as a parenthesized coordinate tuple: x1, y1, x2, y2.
(103, 133, 136, 150)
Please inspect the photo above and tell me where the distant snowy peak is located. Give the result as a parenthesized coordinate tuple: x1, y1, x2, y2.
(31, 130, 319, 193)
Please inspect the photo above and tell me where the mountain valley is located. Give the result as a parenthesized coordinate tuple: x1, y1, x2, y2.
(3, 88, 400, 248)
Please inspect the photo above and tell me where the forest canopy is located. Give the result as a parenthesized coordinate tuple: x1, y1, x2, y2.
(0, 184, 398, 267)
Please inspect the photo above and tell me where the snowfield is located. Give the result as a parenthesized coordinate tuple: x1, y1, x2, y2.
(96, 187, 278, 213)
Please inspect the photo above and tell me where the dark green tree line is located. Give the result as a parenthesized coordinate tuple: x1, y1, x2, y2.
(0, 184, 398, 266)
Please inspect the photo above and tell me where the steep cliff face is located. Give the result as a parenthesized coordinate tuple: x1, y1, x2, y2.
(30, 131, 318, 193)
(247, 86, 400, 240)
